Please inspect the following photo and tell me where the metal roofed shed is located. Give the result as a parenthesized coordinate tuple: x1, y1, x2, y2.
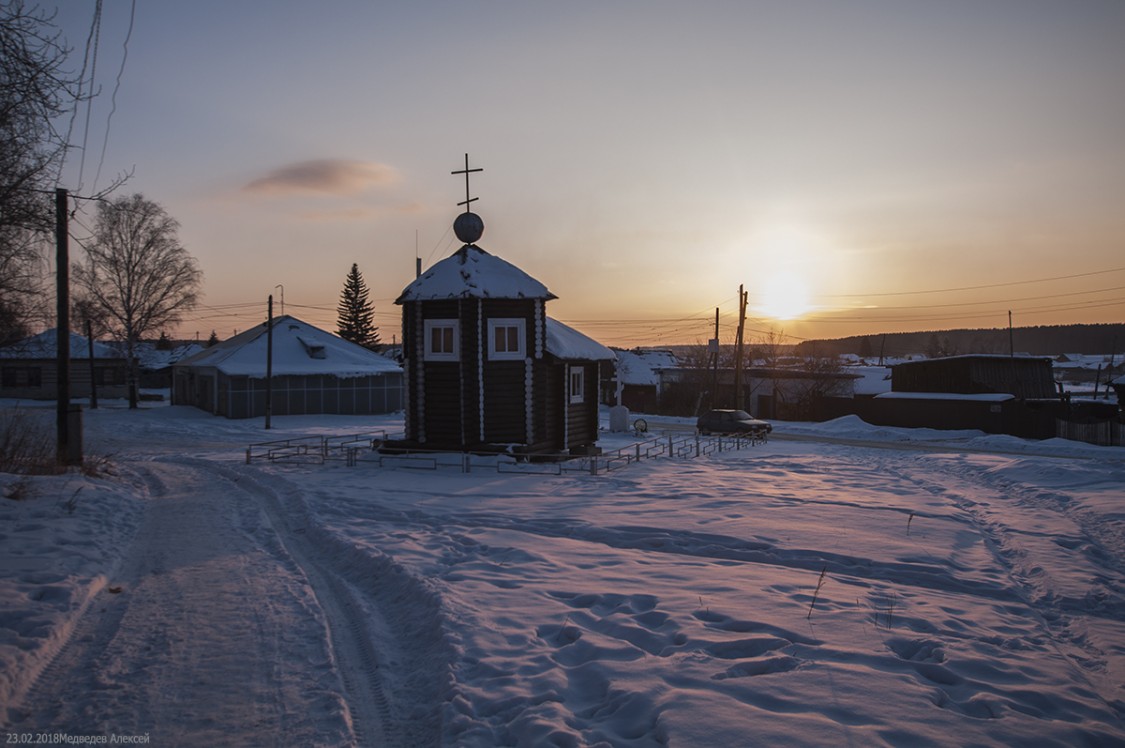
(172, 316, 402, 418)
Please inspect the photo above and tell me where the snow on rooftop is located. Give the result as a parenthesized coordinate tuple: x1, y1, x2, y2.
(175, 316, 400, 377)
(545, 318, 615, 361)
(876, 391, 1015, 402)
(894, 353, 1052, 366)
(396, 244, 555, 303)
(0, 329, 120, 360)
(134, 342, 205, 369)
(613, 348, 678, 386)
(847, 365, 893, 396)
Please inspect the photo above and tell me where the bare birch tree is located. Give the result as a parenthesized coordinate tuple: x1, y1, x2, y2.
(73, 194, 202, 408)
(0, 1, 71, 341)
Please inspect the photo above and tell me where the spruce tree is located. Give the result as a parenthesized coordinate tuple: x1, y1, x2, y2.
(336, 263, 379, 349)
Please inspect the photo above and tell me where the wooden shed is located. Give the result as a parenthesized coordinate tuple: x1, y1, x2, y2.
(392, 208, 613, 455)
(855, 354, 1067, 438)
(891, 355, 1058, 398)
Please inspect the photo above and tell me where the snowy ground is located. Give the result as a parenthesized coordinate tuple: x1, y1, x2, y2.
(1, 400, 1123, 746)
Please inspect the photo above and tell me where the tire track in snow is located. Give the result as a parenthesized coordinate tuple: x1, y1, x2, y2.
(9, 461, 353, 744)
(6, 463, 176, 732)
(199, 459, 450, 748)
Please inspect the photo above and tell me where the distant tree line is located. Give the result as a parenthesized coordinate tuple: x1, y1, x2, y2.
(794, 324, 1125, 360)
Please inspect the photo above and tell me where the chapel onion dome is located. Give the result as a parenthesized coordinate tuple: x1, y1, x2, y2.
(453, 211, 484, 245)
(395, 212, 556, 304)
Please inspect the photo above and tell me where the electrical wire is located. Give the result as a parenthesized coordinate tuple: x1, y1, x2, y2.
(93, 0, 135, 191)
(822, 264, 1125, 299)
(153, 265, 1125, 348)
(75, 0, 104, 192)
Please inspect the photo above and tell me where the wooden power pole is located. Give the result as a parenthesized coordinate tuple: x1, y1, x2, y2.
(734, 285, 748, 411)
(55, 188, 82, 466)
(709, 307, 719, 409)
(265, 295, 274, 429)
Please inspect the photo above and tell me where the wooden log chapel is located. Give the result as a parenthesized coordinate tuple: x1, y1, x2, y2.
(391, 155, 615, 455)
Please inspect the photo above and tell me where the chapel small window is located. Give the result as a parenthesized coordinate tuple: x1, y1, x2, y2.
(569, 366, 585, 404)
(487, 318, 525, 361)
(424, 320, 459, 361)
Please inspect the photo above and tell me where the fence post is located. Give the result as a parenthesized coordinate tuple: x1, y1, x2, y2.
(695, 435, 700, 457)
(590, 456, 598, 475)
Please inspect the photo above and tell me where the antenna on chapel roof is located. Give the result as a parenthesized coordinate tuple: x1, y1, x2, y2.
(451, 153, 484, 244)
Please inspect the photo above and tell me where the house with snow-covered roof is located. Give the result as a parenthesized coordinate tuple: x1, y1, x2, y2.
(172, 316, 402, 418)
(391, 157, 614, 455)
(133, 341, 205, 388)
(604, 348, 678, 412)
(0, 329, 127, 401)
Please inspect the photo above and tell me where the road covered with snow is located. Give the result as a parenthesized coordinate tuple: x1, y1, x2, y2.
(2, 402, 1123, 746)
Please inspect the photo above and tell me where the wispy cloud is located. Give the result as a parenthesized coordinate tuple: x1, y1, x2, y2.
(297, 202, 425, 222)
(243, 159, 399, 196)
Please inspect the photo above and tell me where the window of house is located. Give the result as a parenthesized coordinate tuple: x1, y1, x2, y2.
(95, 366, 126, 386)
(424, 320, 459, 361)
(1, 366, 41, 388)
(487, 318, 525, 360)
(569, 366, 585, 404)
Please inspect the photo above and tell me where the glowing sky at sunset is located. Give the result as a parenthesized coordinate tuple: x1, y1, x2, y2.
(51, 1, 1125, 348)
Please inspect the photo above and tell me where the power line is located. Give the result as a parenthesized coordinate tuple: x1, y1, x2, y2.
(805, 296, 1125, 325)
(822, 284, 1125, 313)
(94, 0, 135, 191)
(823, 264, 1125, 299)
(75, 0, 104, 192)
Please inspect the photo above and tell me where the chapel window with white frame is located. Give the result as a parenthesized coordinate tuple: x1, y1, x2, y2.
(569, 365, 585, 404)
(487, 318, 526, 361)
(424, 319, 459, 361)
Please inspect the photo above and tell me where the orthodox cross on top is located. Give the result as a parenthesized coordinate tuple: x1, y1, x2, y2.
(451, 153, 483, 213)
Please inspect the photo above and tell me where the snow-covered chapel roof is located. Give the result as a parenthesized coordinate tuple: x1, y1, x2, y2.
(545, 319, 616, 361)
(175, 316, 400, 377)
(396, 244, 556, 303)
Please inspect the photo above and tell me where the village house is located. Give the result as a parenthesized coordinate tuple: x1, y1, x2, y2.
(0, 329, 128, 401)
(601, 348, 678, 412)
(654, 364, 859, 420)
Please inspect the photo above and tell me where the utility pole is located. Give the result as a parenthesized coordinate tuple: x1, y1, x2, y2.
(710, 307, 719, 409)
(734, 285, 748, 411)
(265, 295, 274, 429)
(55, 188, 81, 466)
(1008, 310, 1014, 357)
(1107, 336, 1118, 400)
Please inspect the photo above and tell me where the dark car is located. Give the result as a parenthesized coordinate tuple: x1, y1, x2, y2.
(696, 409, 772, 439)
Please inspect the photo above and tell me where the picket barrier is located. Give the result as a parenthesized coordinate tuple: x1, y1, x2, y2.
(247, 430, 765, 474)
